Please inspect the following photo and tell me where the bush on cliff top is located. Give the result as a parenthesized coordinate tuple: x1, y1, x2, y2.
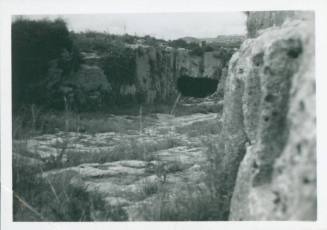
(12, 18, 82, 109)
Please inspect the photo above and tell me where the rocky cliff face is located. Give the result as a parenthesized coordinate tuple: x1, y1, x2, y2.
(134, 47, 224, 103)
(219, 12, 316, 220)
(80, 46, 226, 107)
(133, 46, 177, 104)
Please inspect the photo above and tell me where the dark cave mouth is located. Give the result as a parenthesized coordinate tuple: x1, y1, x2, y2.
(177, 76, 219, 98)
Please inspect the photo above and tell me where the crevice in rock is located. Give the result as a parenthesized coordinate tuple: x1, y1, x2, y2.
(219, 73, 249, 220)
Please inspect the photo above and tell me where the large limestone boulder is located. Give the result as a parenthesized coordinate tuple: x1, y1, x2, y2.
(246, 11, 314, 38)
(222, 15, 316, 220)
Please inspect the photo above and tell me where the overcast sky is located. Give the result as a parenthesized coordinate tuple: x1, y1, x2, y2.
(21, 12, 246, 40)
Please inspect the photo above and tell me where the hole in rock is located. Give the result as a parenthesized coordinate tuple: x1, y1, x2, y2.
(264, 94, 275, 103)
(252, 52, 264, 66)
(264, 116, 269, 122)
(252, 160, 259, 169)
(302, 176, 311, 184)
(286, 38, 303, 58)
(177, 75, 218, 98)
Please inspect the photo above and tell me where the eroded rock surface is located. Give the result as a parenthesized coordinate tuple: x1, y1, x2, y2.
(225, 17, 316, 220)
(13, 111, 220, 221)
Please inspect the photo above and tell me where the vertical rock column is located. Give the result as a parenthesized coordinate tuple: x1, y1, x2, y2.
(223, 17, 316, 220)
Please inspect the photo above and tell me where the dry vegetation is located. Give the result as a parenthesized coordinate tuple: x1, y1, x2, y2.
(13, 100, 227, 221)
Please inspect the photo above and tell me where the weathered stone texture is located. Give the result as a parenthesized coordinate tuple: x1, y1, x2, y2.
(246, 11, 314, 38)
(225, 16, 316, 220)
(134, 47, 226, 103)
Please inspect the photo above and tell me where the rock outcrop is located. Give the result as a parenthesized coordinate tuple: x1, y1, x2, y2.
(82, 45, 228, 106)
(124, 46, 228, 104)
(13, 111, 221, 221)
(218, 12, 316, 220)
(246, 11, 314, 38)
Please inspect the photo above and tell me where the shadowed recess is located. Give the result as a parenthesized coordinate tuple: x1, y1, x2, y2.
(177, 75, 219, 98)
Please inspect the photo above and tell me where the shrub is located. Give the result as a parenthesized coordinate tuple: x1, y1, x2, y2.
(189, 46, 204, 56)
(158, 188, 222, 221)
(202, 137, 231, 219)
(13, 154, 128, 221)
(169, 39, 189, 49)
(13, 158, 88, 221)
(100, 45, 137, 105)
(12, 18, 81, 110)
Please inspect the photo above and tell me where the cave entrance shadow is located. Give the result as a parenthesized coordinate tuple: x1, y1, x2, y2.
(170, 75, 219, 114)
(177, 75, 218, 98)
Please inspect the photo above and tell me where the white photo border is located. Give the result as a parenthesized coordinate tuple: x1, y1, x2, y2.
(1, 0, 327, 229)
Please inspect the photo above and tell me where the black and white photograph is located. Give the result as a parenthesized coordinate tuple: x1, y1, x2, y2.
(1, 0, 327, 228)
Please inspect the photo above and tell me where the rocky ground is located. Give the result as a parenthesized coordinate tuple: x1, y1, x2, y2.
(13, 98, 224, 221)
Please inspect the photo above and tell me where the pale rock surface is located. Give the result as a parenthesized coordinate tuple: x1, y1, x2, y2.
(227, 17, 316, 220)
(14, 112, 218, 220)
